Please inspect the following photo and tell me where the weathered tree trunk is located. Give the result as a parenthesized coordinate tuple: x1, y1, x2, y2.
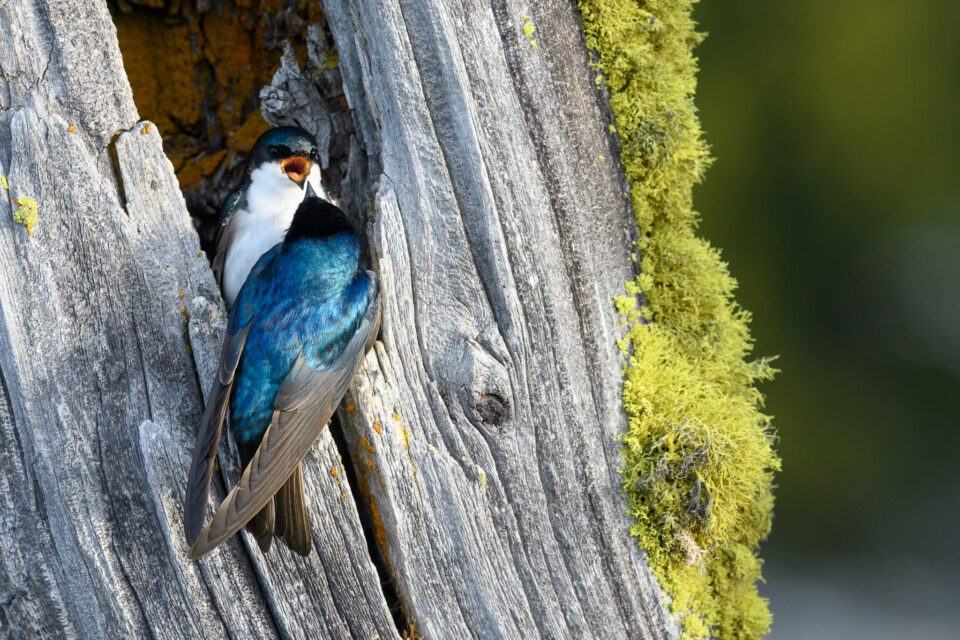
(0, 1, 676, 638)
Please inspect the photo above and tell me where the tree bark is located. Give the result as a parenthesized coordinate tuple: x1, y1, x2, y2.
(0, 1, 676, 638)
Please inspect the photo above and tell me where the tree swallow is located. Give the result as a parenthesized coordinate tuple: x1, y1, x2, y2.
(184, 187, 379, 557)
(213, 126, 327, 307)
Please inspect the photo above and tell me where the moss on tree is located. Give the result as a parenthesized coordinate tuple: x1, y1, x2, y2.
(578, 1, 780, 637)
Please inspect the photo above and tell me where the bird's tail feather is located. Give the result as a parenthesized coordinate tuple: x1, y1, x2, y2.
(238, 438, 276, 553)
(275, 463, 312, 556)
(245, 500, 275, 553)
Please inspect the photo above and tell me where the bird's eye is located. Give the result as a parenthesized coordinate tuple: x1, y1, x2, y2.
(268, 145, 292, 160)
(309, 148, 318, 160)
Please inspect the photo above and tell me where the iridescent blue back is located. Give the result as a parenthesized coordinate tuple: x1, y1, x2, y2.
(228, 231, 375, 448)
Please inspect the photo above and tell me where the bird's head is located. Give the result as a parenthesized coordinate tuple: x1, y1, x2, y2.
(249, 126, 319, 189)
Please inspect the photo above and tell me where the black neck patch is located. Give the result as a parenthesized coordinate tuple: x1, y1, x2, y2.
(285, 197, 356, 243)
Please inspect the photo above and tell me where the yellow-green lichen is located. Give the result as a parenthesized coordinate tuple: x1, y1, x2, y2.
(13, 197, 38, 235)
(522, 15, 536, 36)
(522, 15, 537, 48)
(577, 1, 780, 638)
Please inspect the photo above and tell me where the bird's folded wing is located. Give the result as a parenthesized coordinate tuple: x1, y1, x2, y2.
(211, 187, 245, 288)
(183, 322, 251, 545)
(187, 295, 380, 558)
(211, 218, 236, 289)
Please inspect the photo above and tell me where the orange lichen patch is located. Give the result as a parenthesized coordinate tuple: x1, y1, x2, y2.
(360, 434, 375, 454)
(113, 16, 201, 145)
(330, 466, 340, 479)
(355, 461, 392, 569)
(372, 419, 382, 435)
(229, 109, 271, 157)
(398, 423, 419, 482)
(174, 150, 228, 193)
(346, 401, 356, 413)
(178, 290, 185, 299)
(140, 123, 152, 135)
(368, 497, 388, 559)
(67, 124, 76, 134)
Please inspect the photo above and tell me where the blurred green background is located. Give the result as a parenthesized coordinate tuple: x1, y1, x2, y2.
(693, 1, 960, 636)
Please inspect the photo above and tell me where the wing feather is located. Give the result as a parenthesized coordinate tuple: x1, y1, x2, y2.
(183, 322, 251, 545)
(212, 187, 245, 289)
(212, 217, 236, 289)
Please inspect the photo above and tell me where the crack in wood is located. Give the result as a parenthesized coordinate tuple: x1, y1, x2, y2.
(329, 414, 410, 636)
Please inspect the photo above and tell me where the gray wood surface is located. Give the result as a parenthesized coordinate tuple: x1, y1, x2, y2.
(0, 0, 677, 638)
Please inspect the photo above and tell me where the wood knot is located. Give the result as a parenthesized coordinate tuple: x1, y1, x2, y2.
(475, 392, 508, 427)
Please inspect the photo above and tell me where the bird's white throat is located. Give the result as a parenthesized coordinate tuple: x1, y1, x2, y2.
(222, 162, 328, 306)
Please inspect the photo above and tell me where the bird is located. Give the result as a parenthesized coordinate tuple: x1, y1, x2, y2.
(184, 186, 379, 558)
(213, 126, 328, 307)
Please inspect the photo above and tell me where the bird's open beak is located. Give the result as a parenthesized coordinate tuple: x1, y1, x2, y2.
(280, 156, 312, 188)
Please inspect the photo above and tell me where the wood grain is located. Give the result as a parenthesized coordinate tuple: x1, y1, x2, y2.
(0, 0, 677, 637)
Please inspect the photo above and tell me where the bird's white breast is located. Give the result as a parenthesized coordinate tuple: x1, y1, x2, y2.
(222, 162, 328, 306)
